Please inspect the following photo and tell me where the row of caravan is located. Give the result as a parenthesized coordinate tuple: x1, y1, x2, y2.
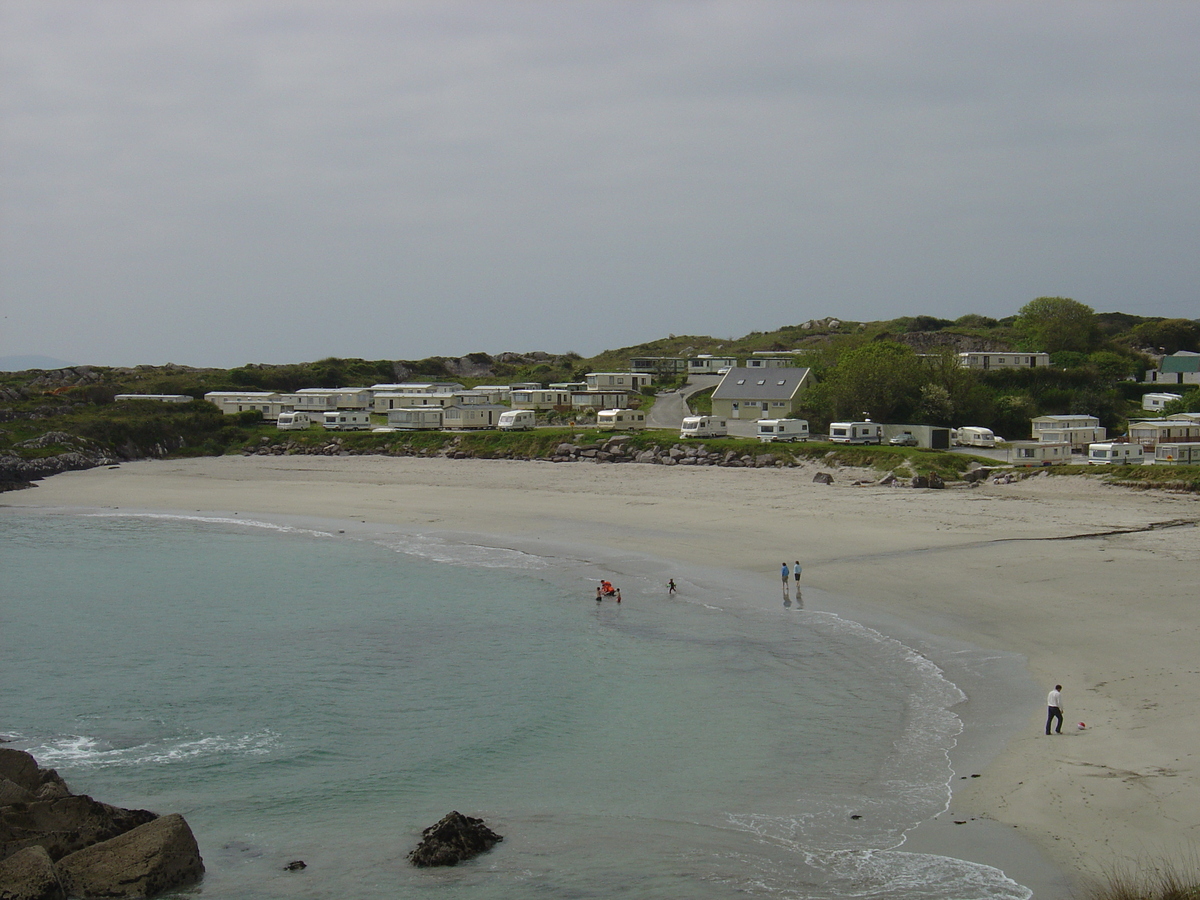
(278, 407, 650, 433)
(1011, 441, 1200, 466)
(278, 410, 372, 431)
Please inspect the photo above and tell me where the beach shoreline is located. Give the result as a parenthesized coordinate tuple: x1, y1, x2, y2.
(6, 455, 1198, 894)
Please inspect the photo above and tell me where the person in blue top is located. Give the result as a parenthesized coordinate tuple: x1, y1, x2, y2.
(781, 562, 790, 598)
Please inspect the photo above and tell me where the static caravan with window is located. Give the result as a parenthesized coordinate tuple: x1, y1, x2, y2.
(276, 411, 312, 431)
(828, 421, 882, 444)
(597, 409, 647, 430)
(321, 410, 372, 431)
(1087, 442, 1145, 465)
(954, 426, 996, 448)
(756, 419, 809, 442)
(1153, 443, 1200, 465)
(680, 416, 727, 439)
(497, 409, 536, 431)
(386, 408, 443, 430)
(1009, 441, 1071, 466)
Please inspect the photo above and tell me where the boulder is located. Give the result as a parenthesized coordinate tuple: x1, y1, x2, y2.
(0, 751, 65, 801)
(928, 472, 945, 489)
(407, 811, 503, 868)
(0, 795, 157, 862)
(55, 814, 203, 900)
(911, 475, 929, 488)
(0, 845, 64, 900)
(812, 472, 833, 484)
(0, 777, 35, 807)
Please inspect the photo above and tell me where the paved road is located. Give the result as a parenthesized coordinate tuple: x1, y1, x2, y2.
(645, 375, 722, 431)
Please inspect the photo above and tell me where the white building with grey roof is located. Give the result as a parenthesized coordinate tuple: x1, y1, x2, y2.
(710, 367, 812, 420)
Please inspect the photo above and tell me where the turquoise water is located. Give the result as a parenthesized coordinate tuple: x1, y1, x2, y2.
(0, 510, 1030, 899)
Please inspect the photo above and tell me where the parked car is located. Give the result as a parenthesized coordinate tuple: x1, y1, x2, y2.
(888, 433, 918, 446)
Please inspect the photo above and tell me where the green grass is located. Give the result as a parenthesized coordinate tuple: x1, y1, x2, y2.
(1081, 859, 1200, 900)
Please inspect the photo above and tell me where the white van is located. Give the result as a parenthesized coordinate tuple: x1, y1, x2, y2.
(757, 418, 809, 443)
(680, 416, 728, 439)
(597, 408, 646, 430)
(955, 426, 996, 448)
(321, 410, 372, 431)
(1087, 442, 1145, 465)
(498, 409, 536, 431)
(276, 411, 312, 431)
(828, 421, 882, 444)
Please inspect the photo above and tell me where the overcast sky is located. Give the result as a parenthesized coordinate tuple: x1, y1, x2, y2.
(2, 1, 1197, 368)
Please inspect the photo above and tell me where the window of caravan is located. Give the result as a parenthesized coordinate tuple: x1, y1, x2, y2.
(832, 428, 848, 436)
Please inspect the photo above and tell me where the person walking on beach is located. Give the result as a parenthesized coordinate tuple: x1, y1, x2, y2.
(781, 562, 790, 598)
(793, 561, 802, 589)
(667, 578, 677, 595)
(1046, 685, 1064, 735)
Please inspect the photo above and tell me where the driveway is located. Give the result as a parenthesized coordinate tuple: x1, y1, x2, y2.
(646, 375, 722, 431)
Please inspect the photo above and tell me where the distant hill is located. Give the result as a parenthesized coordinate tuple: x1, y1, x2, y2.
(0, 355, 76, 372)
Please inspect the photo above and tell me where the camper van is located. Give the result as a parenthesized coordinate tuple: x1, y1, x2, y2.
(596, 409, 646, 430)
(497, 409, 536, 431)
(955, 426, 996, 448)
(757, 418, 810, 443)
(680, 416, 728, 439)
(828, 421, 882, 444)
(1087, 442, 1145, 465)
(321, 410, 372, 431)
(276, 411, 312, 431)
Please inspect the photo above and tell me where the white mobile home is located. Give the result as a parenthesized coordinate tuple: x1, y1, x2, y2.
(959, 352, 1051, 370)
(955, 426, 996, 448)
(321, 410, 372, 431)
(386, 408, 443, 430)
(441, 404, 507, 430)
(571, 390, 631, 410)
(1142, 392, 1182, 412)
(1030, 415, 1105, 450)
(1009, 441, 1071, 466)
(1087, 442, 1145, 465)
(756, 418, 809, 442)
(497, 409, 536, 431)
(680, 416, 727, 439)
(597, 408, 647, 430)
(686, 356, 738, 375)
(276, 411, 312, 430)
(203, 391, 288, 420)
(829, 421, 882, 444)
(1154, 443, 1200, 465)
(586, 372, 654, 391)
(510, 389, 573, 410)
(1127, 418, 1200, 449)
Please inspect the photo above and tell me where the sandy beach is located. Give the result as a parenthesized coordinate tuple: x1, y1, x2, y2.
(6, 454, 1199, 891)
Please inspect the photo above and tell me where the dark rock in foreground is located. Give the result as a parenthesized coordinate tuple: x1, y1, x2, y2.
(56, 815, 203, 900)
(408, 811, 502, 868)
(0, 750, 204, 900)
(0, 845, 65, 900)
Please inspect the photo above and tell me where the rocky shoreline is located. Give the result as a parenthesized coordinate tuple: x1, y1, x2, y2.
(0, 750, 203, 900)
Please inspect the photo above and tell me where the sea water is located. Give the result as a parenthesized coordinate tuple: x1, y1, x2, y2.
(0, 510, 1031, 900)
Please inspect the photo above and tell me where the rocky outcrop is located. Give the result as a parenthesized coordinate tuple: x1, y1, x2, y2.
(0, 795, 157, 863)
(0, 751, 203, 900)
(56, 815, 203, 900)
(408, 811, 502, 868)
(0, 845, 64, 900)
